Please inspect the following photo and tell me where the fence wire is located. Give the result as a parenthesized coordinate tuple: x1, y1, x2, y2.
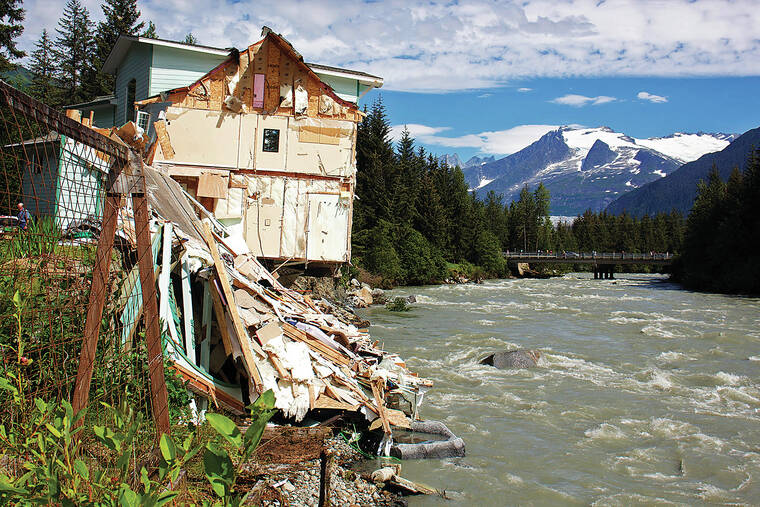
(0, 81, 161, 431)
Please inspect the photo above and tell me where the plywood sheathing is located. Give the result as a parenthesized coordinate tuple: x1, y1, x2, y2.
(153, 120, 175, 159)
(279, 54, 294, 116)
(264, 41, 281, 113)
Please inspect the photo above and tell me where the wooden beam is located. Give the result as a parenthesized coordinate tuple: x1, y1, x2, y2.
(72, 192, 121, 425)
(201, 222, 264, 393)
(134, 191, 172, 438)
(180, 253, 196, 362)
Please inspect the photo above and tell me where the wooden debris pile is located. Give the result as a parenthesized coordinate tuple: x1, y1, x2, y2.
(117, 165, 432, 453)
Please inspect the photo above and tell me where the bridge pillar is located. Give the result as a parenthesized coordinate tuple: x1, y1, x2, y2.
(593, 268, 598, 279)
(609, 268, 614, 280)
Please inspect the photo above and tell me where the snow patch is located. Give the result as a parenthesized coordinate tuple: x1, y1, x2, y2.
(636, 133, 730, 163)
(652, 170, 666, 177)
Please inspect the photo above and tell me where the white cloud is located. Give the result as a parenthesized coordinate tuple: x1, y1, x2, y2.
(517, 87, 533, 92)
(15, 0, 760, 92)
(477, 93, 493, 98)
(637, 91, 668, 103)
(390, 123, 558, 155)
(551, 94, 617, 106)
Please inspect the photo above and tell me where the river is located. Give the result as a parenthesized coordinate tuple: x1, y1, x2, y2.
(357, 273, 760, 505)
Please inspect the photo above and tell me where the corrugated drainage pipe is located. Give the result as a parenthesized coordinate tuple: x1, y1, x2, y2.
(390, 420, 466, 459)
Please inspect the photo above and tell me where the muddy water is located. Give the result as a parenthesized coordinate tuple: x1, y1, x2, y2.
(358, 274, 760, 505)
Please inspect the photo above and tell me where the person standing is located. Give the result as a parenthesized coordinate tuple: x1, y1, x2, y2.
(17, 202, 31, 231)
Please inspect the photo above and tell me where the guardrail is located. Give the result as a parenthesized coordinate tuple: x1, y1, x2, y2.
(503, 252, 673, 263)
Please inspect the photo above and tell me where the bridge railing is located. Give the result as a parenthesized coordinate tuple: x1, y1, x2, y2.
(502, 251, 673, 261)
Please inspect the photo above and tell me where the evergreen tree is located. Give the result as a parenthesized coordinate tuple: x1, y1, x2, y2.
(0, 0, 25, 71)
(183, 33, 198, 45)
(91, 0, 145, 97)
(29, 29, 58, 105)
(54, 0, 96, 104)
(142, 20, 158, 39)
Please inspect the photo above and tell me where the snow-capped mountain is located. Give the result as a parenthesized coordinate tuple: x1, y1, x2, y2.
(437, 153, 495, 170)
(460, 126, 736, 215)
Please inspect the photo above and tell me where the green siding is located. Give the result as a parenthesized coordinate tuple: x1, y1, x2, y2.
(21, 143, 58, 219)
(316, 74, 360, 103)
(114, 44, 152, 126)
(91, 105, 115, 128)
(149, 47, 227, 96)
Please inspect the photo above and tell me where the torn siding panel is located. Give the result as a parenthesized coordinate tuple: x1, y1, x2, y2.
(307, 193, 349, 262)
(160, 107, 241, 167)
(281, 178, 300, 258)
(255, 115, 287, 170)
(237, 115, 257, 169)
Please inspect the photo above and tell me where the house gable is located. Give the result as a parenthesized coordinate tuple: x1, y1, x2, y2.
(114, 43, 152, 126)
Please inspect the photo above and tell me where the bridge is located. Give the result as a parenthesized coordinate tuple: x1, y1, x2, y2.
(503, 251, 674, 279)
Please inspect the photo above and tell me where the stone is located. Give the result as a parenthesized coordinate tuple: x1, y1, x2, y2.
(480, 349, 541, 369)
(405, 295, 416, 304)
(350, 278, 360, 288)
(355, 287, 373, 307)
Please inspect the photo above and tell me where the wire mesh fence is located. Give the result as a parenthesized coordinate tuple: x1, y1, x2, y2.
(0, 81, 166, 435)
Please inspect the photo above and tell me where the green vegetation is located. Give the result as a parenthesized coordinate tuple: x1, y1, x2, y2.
(0, 378, 277, 505)
(385, 297, 411, 312)
(353, 98, 685, 285)
(673, 149, 760, 294)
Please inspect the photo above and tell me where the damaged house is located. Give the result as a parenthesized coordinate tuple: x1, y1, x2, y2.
(3, 27, 466, 460)
(72, 28, 383, 272)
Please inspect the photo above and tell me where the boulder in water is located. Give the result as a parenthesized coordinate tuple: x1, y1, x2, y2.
(480, 349, 541, 369)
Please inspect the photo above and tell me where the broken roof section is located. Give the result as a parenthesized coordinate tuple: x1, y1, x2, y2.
(115, 29, 382, 106)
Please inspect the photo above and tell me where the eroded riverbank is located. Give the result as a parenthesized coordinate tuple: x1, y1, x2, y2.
(358, 273, 760, 505)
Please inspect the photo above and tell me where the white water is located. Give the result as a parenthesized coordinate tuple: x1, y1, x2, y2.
(358, 274, 760, 505)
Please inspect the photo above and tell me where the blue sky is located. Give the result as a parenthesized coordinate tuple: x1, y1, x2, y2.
(16, 0, 760, 160)
(375, 76, 760, 161)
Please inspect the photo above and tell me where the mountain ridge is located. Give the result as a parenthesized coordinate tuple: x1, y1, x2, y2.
(438, 126, 736, 215)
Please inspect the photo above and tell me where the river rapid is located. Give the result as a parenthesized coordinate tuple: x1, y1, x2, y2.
(357, 274, 760, 505)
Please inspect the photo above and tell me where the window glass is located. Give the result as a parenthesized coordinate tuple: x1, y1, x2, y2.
(262, 129, 280, 152)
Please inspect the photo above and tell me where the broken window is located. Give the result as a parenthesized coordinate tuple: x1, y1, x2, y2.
(126, 79, 136, 123)
(136, 111, 151, 132)
(263, 129, 280, 152)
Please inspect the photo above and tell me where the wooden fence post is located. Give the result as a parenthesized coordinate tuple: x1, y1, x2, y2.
(71, 192, 121, 422)
(133, 190, 172, 438)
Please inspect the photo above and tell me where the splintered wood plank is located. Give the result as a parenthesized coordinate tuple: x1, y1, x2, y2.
(264, 43, 281, 111)
(153, 120, 175, 159)
(201, 223, 265, 392)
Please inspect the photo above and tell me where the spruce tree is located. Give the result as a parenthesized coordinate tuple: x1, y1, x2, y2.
(183, 33, 198, 45)
(29, 29, 58, 105)
(142, 21, 158, 39)
(91, 0, 145, 97)
(0, 0, 24, 71)
(55, 0, 96, 104)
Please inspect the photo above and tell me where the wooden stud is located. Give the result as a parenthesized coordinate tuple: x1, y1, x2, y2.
(201, 223, 265, 393)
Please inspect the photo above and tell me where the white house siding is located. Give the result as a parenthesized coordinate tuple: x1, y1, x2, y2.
(115, 44, 152, 126)
(55, 136, 110, 229)
(149, 47, 228, 97)
(243, 175, 349, 263)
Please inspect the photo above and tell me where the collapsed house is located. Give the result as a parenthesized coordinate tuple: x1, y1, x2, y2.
(133, 163, 448, 455)
(9, 28, 464, 457)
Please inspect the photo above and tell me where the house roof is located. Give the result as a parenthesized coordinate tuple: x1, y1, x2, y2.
(305, 63, 383, 88)
(102, 35, 233, 74)
(103, 33, 383, 89)
(64, 94, 117, 110)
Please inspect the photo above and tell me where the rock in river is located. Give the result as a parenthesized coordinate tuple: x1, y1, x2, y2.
(480, 349, 541, 369)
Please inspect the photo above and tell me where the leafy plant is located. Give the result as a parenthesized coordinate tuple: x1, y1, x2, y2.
(202, 389, 277, 506)
(385, 297, 411, 312)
